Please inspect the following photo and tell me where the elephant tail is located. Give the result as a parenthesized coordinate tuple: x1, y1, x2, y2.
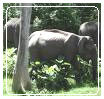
(28, 31, 41, 48)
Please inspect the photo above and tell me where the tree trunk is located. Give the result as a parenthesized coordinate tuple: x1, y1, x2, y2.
(12, 3, 32, 93)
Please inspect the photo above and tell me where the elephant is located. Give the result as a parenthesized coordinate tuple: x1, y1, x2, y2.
(3, 18, 20, 48)
(28, 29, 97, 83)
(79, 21, 101, 57)
(3, 18, 34, 48)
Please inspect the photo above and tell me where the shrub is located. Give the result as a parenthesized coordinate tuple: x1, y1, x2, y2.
(29, 55, 98, 91)
(3, 48, 17, 78)
(3, 47, 100, 90)
(29, 56, 73, 91)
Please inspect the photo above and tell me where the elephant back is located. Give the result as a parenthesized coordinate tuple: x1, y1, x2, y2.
(43, 29, 69, 36)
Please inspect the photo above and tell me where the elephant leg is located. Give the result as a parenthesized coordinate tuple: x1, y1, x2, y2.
(3, 29, 6, 49)
(14, 32, 19, 48)
(15, 38, 19, 48)
(29, 47, 40, 62)
(71, 57, 81, 84)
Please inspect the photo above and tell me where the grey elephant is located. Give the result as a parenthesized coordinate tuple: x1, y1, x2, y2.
(3, 18, 34, 48)
(28, 29, 97, 83)
(3, 18, 20, 48)
(79, 22, 101, 56)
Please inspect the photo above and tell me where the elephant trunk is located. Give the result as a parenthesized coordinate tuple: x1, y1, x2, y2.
(92, 53, 97, 81)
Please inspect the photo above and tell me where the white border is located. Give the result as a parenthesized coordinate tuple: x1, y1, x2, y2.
(5, 5, 100, 96)
(0, 2, 3, 97)
(1, 0, 103, 3)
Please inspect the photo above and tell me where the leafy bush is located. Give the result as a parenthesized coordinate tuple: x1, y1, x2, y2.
(3, 48, 99, 85)
(3, 48, 17, 77)
(29, 55, 98, 91)
(77, 56, 92, 83)
(29, 56, 73, 91)
(3, 47, 100, 92)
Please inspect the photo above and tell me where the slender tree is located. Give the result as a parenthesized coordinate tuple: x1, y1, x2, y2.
(12, 3, 32, 93)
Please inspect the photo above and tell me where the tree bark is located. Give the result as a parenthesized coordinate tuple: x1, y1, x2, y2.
(12, 3, 32, 93)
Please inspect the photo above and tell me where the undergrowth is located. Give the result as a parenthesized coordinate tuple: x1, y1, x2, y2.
(3, 48, 101, 95)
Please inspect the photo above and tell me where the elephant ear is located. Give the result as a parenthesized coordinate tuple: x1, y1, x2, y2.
(78, 37, 87, 55)
(78, 36, 95, 55)
(85, 38, 96, 50)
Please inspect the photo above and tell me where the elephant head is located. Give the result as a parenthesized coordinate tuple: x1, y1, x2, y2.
(3, 18, 34, 49)
(78, 36, 97, 81)
(79, 21, 101, 58)
(79, 22, 98, 45)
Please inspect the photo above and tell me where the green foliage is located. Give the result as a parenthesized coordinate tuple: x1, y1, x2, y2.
(77, 56, 92, 82)
(3, 48, 17, 77)
(3, 3, 100, 33)
(3, 3, 20, 25)
(76, 3, 101, 23)
(29, 55, 99, 92)
(29, 56, 72, 91)
(31, 5, 81, 33)
(3, 48, 100, 94)
(31, 3, 100, 33)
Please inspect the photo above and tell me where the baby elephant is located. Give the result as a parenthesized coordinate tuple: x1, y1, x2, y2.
(28, 29, 97, 83)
